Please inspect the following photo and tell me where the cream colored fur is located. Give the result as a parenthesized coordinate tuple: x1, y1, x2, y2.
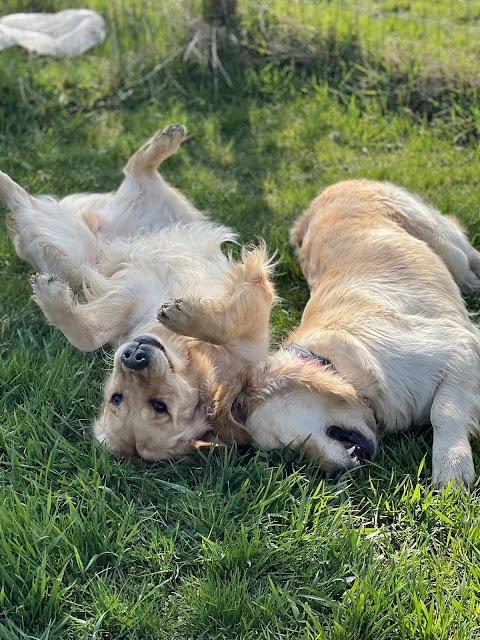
(240, 180, 480, 488)
(0, 125, 275, 460)
(5, 138, 480, 486)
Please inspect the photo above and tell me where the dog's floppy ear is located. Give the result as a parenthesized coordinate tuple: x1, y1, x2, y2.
(212, 379, 254, 446)
(255, 355, 360, 404)
(211, 357, 361, 446)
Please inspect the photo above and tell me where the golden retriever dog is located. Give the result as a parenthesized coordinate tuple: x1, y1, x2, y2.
(0, 125, 276, 460)
(218, 180, 480, 488)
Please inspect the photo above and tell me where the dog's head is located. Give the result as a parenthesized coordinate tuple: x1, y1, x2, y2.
(93, 332, 217, 461)
(214, 351, 378, 476)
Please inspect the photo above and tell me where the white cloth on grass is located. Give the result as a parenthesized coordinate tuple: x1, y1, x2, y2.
(0, 9, 106, 57)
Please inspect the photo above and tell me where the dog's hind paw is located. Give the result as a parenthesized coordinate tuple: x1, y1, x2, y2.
(159, 124, 187, 140)
(149, 124, 187, 155)
(127, 125, 187, 176)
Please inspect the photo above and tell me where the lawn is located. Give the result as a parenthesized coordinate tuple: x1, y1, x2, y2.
(1, 1, 480, 638)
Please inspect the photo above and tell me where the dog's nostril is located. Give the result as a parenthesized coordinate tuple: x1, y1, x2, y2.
(121, 342, 150, 371)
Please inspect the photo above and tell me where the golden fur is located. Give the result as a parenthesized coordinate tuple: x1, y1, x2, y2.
(0, 126, 276, 460)
(4, 134, 480, 487)
(6, 126, 380, 466)
(230, 180, 480, 487)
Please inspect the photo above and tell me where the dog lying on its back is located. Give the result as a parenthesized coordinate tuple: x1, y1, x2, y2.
(227, 180, 480, 488)
(0, 125, 276, 459)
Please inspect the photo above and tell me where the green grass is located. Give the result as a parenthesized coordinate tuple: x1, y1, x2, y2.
(240, 0, 480, 67)
(1, 1, 480, 638)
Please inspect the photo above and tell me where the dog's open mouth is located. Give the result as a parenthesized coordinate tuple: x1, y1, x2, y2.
(327, 425, 374, 467)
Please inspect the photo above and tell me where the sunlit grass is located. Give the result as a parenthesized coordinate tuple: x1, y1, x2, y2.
(1, 1, 480, 638)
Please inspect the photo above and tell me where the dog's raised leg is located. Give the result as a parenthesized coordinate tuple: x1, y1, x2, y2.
(157, 247, 275, 363)
(124, 124, 187, 180)
(101, 124, 205, 236)
(31, 274, 135, 351)
(430, 365, 480, 488)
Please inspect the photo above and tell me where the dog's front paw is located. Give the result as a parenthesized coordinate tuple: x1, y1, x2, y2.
(158, 297, 183, 318)
(432, 454, 476, 490)
(157, 297, 218, 336)
(157, 298, 190, 331)
(31, 273, 74, 316)
(31, 272, 65, 297)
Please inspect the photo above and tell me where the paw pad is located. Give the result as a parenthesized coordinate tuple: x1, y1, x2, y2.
(31, 273, 60, 286)
(157, 298, 184, 321)
(161, 124, 187, 138)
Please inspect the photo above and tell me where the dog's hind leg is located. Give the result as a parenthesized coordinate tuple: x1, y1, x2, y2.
(100, 125, 206, 237)
(417, 209, 480, 294)
(439, 215, 480, 294)
(124, 124, 187, 179)
(435, 236, 480, 294)
(383, 184, 480, 294)
(0, 171, 97, 289)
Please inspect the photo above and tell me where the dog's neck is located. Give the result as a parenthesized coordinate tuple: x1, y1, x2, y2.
(286, 326, 384, 413)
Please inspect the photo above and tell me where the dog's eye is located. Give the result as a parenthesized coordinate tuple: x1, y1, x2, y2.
(111, 393, 123, 405)
(151, 400, 168, 414)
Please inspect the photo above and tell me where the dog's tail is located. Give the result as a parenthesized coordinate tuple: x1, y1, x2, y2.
(290, 208, 313, 251)
(0, 170, 98, 288)
(0, 170, 33, 237)
(0, 170, 31, 209)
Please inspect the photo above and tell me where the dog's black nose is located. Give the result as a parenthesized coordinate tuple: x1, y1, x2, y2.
(121, 341, 150, 371)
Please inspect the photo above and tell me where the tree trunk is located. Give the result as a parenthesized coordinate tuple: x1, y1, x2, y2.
(202, 0, 237, 30)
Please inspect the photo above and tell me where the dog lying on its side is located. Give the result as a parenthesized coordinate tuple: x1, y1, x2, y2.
(0, 125, 276, 460)
(219, 180, 480, 488)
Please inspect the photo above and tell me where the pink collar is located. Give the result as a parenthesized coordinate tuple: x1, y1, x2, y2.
(285, 343, 336, 371)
